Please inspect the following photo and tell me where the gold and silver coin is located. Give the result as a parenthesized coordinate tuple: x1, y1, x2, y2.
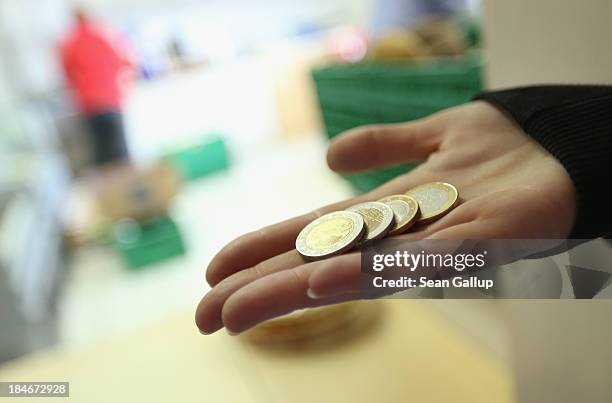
(347, 201, 395, 243)
(378, 195, 420, 235)
(296, 211, 365, 261)
(405, 182, 458, 224)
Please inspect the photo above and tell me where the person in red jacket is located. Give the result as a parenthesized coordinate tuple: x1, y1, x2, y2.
(60, 10, 134, 166)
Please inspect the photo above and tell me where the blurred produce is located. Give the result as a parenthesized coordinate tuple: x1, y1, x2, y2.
(94, 163, 182, 222)
(370, 30, 429, 61)
(62, 182, 110, 247)
(369, 18, 470, 62)
(63, 162, 183, 250)
(162, 135, 230, 181)
(413, 17, 468, 56)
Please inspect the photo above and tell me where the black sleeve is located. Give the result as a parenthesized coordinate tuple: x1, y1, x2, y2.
(474, 85, 612, 239)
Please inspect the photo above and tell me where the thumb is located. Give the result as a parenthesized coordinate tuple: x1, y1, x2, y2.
(326, 121, 441, 174)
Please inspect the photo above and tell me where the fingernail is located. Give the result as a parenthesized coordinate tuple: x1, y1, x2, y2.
(225, 328, 239, 336)
(199, 328, 214, 335)
(307, 288, 324, 299)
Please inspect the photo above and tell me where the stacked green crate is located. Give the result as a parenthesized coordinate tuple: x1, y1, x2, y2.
(162, 134, 230, 182)
(312, 55, 483, 193)
(112, 217, 186, 269)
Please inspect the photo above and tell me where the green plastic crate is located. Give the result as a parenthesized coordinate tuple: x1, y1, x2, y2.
(163, 135, 230, 181)
(112, 217, 186, 269)
(312, 55, 483, 193)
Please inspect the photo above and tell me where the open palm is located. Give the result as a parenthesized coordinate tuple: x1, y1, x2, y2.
(196, 101, 576, 334)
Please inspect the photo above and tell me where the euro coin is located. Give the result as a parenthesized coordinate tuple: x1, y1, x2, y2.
(378, 195, 420, 235)
(296, 211, 365, 260)
(347, 201, 395, 243)
(405, 182, 458, 224)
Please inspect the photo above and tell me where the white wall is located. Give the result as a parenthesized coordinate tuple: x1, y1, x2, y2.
(0, 0, 70, 94)
(482, 2, 612, 401)
(482, 0, 612, 88)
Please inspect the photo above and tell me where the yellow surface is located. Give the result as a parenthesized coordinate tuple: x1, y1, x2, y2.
(0, 301, 515, 403)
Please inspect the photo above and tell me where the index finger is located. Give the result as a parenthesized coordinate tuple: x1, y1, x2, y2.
(205, 169, 431, 286)
(205, 196, 365, 286)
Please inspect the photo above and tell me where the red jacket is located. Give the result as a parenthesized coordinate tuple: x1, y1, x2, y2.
(60, 21, 133, 113)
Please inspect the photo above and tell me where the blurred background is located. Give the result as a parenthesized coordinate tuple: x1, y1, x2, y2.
(1, 0, 612, 402)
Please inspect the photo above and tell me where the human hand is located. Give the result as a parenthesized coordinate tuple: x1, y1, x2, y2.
(195, 101, 576, 334)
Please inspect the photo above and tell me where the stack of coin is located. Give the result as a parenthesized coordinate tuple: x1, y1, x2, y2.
(295, 181, 459, 260)
(243, 182, 458, 348)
